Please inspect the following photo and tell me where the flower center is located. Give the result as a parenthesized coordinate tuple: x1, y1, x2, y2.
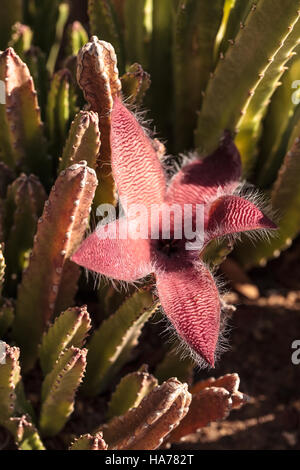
(156, 237, 181, 256)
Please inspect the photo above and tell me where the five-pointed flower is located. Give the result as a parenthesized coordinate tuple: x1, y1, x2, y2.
(72, 96, 277, 367)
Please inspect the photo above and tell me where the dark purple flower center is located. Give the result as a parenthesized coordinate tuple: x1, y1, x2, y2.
(155, 237, 181, 257)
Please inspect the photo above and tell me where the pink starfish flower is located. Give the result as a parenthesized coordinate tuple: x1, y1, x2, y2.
(72, 96, 276, 367)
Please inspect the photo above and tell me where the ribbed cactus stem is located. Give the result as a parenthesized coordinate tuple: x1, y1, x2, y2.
(174, 0, 225, 150)
(77, 36, 122, 205)
(83, 292, 156, 396)
(150, 0, 176, 140)
(219, 0, 252, 55)
(7, 415, 45, 450)
(31, 0, 60, 55)
(88, 0, 125, 72)
(167, 374, 248, 443)
(155, 348, 194, 385)
(121, 63, 151, 105)
(107, 367, 158, 419)
(4, 173, 47, 294)
(255, 54, 300, 187)
(8, 23, 33, 59)
(69, 432, 108, 450)
(0, 343, 21, 424)
(59, 111, 100, 171)
(46, 69, 78, 157)
(0, 48, 48, 182)
(101, 378, 191, 450)
(40, 305, 91, 375)
(167, 387, 232, 443)
(40, 347, 87, 437)
(24, 46, 48, 119)
(124, 0, 147, 65)
(66, 22, 89, 56)
(46, 2, 70, 75)
(13, 162, 97, 371)
(236, 17, 300, 176)
(196, 0, 300, 153)
(236, 135, 300, 267)
(52, 260, 81, 317)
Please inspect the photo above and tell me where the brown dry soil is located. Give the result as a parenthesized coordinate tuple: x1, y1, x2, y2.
(1, 240, 300, 451)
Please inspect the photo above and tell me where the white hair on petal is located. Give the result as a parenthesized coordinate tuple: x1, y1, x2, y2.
(119, 98, 174, 182)
(80, 257, 155, 294)
(164, 153, 278, 242)
(123, 98, 156, 139)
(157, 307, 232, 371)
(152, 261, 233, 369)
(203, 180, 279, 246)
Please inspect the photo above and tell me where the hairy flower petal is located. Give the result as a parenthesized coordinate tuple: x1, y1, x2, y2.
(111, 97, 166, 210)
(166, 132, 241, 207)
(206, 195, 277, 241)
(72, 218, 152, 281)
(155, 260, 221, 367)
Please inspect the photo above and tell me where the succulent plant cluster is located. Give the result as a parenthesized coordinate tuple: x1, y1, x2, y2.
(0, 0, 299, 451)
(0, 303, 248, 449)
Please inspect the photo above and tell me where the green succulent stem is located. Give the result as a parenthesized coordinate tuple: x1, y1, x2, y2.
(13, 162, 97, 371)
(236, 17, 300, 177)
(174, 0, 225, 151)
(196, 0, 300, 154)
(8, 23, 33, 59)
(236, 134, 300, 268)
(4, 174, 47, 296)
(40, 347, 87, 437)
(83, 291, 156, 396)
(100, 378, 191, 450)
(0, 48, 49, 184)
(59, 111, 100, 172)
(121, 63, 151, 105)
(69, 433, 107, 450)
(39, 306, 91, 376)
(107, 367, 158, 420)
(88, 0, 125, 72)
